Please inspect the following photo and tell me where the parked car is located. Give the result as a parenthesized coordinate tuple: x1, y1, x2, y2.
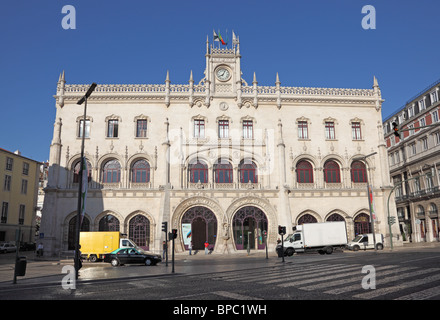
(346, 233, 384, 251)
(103, 247, 162, 267)
(0, 242, 17, 253)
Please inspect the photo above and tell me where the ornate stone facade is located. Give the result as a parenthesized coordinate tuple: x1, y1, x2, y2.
(40, 37, 402, 256)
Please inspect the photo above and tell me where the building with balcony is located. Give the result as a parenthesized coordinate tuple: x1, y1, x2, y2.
(0, 148, 41, 244)
(40, 36, 401, 257)
(383, 79, 440, 243)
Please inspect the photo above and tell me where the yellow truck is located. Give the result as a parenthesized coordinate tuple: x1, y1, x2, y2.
(80, 231, 137, 262)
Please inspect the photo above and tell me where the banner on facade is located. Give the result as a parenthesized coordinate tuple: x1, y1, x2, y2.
(182, 223, 192, 246)
(368, 185, 377, 221)
(80, 157, 88, 226)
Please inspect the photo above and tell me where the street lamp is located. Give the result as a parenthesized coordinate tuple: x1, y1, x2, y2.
(74, 83, 97, 279)
(353, 152, 378, 252)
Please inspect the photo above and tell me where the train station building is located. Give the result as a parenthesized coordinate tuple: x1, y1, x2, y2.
(40, 36, 402, 257)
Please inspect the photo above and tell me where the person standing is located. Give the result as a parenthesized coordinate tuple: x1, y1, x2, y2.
(162, 241, 167, 260)
(189, 241, 192, 255)
(204, 241, 209, 255)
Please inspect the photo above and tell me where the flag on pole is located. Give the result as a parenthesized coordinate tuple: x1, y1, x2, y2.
(80, 157, 88, 226)
(368, 185, 377, 221)
(213, 30, 219, 42)
(232, 30, 239, 45)
(218, 30, 227, 45)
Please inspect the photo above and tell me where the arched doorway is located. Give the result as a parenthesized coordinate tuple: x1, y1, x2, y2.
(181, 206, 217, 251)
(354, 213, 371, 235)
(129, 215, 151, 250)
(232, 206, 268, 250)
(68, 216, 90, 250)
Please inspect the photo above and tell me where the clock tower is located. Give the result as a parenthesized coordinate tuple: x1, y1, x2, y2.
(203, 35, 244, 105)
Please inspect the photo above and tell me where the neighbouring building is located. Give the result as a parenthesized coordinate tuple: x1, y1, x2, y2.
(0, 148, 41, 244)
(40, 36, 402, 257)
(383, 79, 440, 243)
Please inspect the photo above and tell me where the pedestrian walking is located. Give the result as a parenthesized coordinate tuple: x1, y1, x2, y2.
(36, 242, 43, 257)
(189, 241, 192, 255)
(204, 241, 209, 255)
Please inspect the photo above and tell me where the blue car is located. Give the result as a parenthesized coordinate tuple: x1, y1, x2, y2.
(103, 248, 161, 267)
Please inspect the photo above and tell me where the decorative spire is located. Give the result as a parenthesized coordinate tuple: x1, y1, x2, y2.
(189, 70, 193, 83)
(253, 72, 257, 85)
(276, 72, 280, 86)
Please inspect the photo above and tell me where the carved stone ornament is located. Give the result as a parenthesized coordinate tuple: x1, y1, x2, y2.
(219, 102, 229, 111)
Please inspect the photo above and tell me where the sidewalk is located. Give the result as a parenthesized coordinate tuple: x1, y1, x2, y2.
(0, 242, 438, 289)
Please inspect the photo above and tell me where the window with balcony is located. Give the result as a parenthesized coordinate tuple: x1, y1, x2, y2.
(101, 159, 121, 183)
(324, 160, 341, 183)
(239, 160, 257, 183)
(214, 161, 233, 183)
(131, 159, 150, 183)
(189, 160, 208, 183)
(351, 161, 367, 183)
(296, 160, 314, 183)
(73, 159, 92, 183)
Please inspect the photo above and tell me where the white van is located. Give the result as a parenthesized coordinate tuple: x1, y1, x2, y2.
(346, 233, 384, 251)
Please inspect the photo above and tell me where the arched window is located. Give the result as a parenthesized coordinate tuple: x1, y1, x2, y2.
(131, 159, 150, 183)
(239, 160, 257, 183)
(429, 203, 438, 216)
(324, 160, 341, 183)
(214, 160, 233, 183)
(296, 160, 314, 183)
(298, 214, 317, 225)
(101, 159, 121, 183)
(327, 213, 345, 222)
(417, 205, 425, 217)
(68, 216, 90, 250)
(98, 214, 120, 231)
(189, 160, 208, 183)
(354, 213, 371, 235)
(73, 159, 92, 183)
(351, 161, 367, 183)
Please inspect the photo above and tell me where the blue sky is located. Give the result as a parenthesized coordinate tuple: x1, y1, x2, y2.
(1, 0, 439, 162)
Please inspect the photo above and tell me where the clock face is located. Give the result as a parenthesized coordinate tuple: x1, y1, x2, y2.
(216, 68, 230, 81)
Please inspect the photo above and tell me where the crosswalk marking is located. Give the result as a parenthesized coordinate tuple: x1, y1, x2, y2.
(240, 264, 343, 283)
(275, 265, 362, 286)
(353, 272, 440, 299)
(394, 285, 440, 300)
(299, 265, 407, 291)
(325, 267, 440, 295)
(198, 262, 440, 300)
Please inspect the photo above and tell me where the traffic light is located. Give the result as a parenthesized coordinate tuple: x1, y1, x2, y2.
(392, 122, 400, 138)
(161, 222, 167, 233)
(169, 229, 177, 239)
(278, 225, 286, 235)
(388, 216, 396, 225)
